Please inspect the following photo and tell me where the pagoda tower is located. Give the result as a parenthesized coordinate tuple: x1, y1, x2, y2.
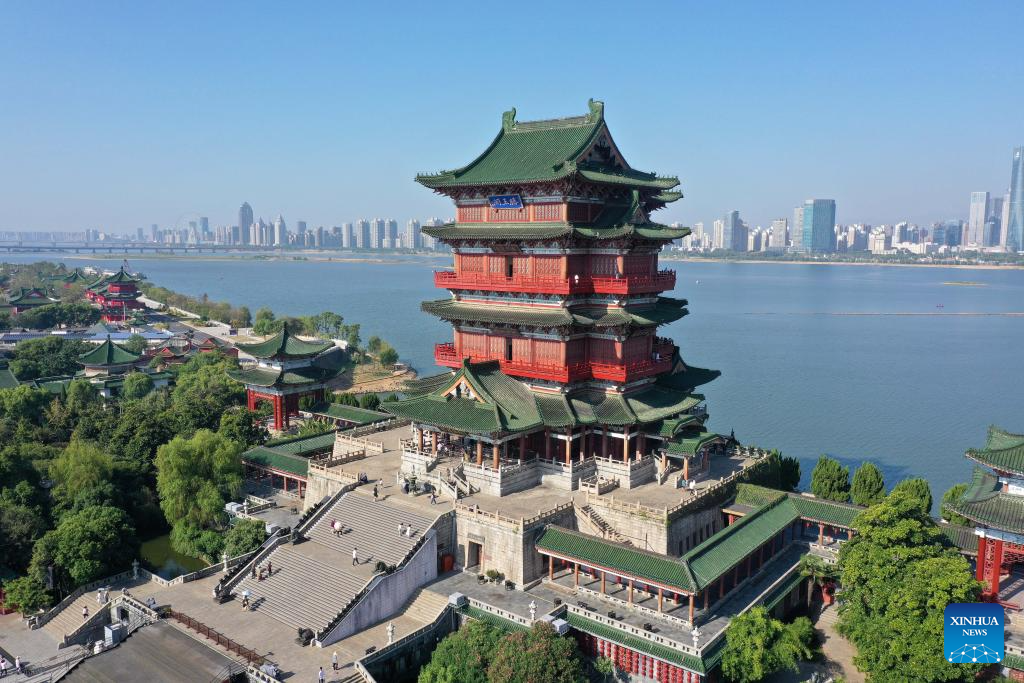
(385, 100, 723, 496)
(85, 266, 145, 322)
(227, 323, 344, 430)
(950, 425, 1024, 605)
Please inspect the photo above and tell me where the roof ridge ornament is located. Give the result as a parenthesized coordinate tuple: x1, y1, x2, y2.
(502, 108, 517, 132)
(587, 98, 604, 122)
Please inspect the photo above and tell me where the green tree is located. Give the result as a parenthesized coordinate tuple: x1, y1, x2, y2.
(940, 483, 969, 525)
(49, 441, 115, 515)
(223, 518, 266, 557)
(310, 311, 344, 337)
(890, 477, 933, 516)
(0, 500, 49, 573)
(2, 575, 52, 614)
(486, 622, 584, 683)
(218, 409, 269, 448)
(170, 352, 245, 432)
(378, 345, 399, 367)
(419, 620, 503, 683)
(721, 608, 815, 683)
(359, 393, 381, 411)
(366, 335, 383, 354)
(837, 489, 981, 683)
(252, 307, 278, 335)
(30, 505, 138, 588)
(335, 393, 359, 407)
(65, 379, 101, 416)
(156, 429, 243, 533)
(9, 337, 92, 380)
(230, 305, 252, 329)
(0, 384, 54, 423)
(122, 333, 148, 355)
(298, 418, 334, 437)
(121, 371, 154, 400)
(809, 455, 850, 502)
(750, 449, 801, 492)
(850, 461, 885, 506)
(798, 554, 837, 608)
(592, 657, 614, 683)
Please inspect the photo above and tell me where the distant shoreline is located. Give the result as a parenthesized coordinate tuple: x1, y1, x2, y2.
(4, 249, 1023, 271)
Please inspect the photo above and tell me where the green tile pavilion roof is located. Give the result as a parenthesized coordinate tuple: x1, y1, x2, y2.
(665, 430, 723, 457)
(79, 336, 141, 367)
(242, 447, 309, 478)
(87, 267, 139, 291)
(965, 424, 1024, 476)
(226, 363, 344, 388)
(949, 468, 1024, 534)
(536, 526, 697, 593)
(263, 430, 337, 456)
(7, 288, 56, 308)
(732, 484, 864, 529)
(1005, 651, 1024, 673)
(309, 402, 391, 425)
(416, 100, 679, 194)
(655, 414, 703, 438)
(402, 370, 456, 397)
(939, 523, 979, 555)
(421, 297, 688, 331)
(382, 360, 705, 434)
(0, 361, 19, 389)
(234, 324, 335, 359)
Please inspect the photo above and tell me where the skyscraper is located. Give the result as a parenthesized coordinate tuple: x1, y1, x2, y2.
(968, 191, 989, 247)
(770, 218, 787, 250)
(370, 219, 385, 249)
(723, 210, 743, 251)
(1007, 146, 1024, 252)
(791, 206, 804, 249)
(405, 219, 421, 250)
(801, 199, 836, 252)
(273, 215, 287, 246)
(238, 203, 254, 245)
(357, 219, 370, 249)
(712, 219, 724, 249)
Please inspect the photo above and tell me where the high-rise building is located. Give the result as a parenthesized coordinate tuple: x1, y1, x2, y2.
(341, 222, 353, 249)
(405, 219, 421, 250)
(722, 210, 744, 251)
(692, 222, 704, 249)
(385, 219, 398, 249)
(791, 206, 805, 249)
(968, 191, 989, 247)
(370, 219, 385, 249)
(357, 219, 370, 249)
(1001, 192, 1012, 248)
(238, 203, 254, 245)
(1007, 147, 1024, 252)
(296, 221, 307, 246)
(273, 215, 287, 246)
(712, 219, 724, 250)
(769, 218, 787, 250)
(801, 199, 836, 252)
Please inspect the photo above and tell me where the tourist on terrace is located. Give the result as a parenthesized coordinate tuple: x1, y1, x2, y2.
(352, 547, 358, 566)
(332, 651, 338, 671)
(373, 485, 379, 501)
(82, 605, 88, 621)
(429, 490, 437, 505)
(267, 560, 272, 576)
(0, 655, 7, 677)
(318, 666, 325, 682)
(13, 656, 20, 674)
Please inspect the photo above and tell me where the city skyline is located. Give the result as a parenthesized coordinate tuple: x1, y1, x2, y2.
(1, 2, 1023, 234)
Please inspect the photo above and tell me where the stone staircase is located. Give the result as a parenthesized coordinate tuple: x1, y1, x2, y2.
(400, 589, 449, 623)
(234, 545, 367, 631)
(577, 504, 631, 546)
(43, 593, 103, 640)
(306, 492, 435, 567)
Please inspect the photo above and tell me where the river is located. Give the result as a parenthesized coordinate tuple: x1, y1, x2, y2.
(11, 252, 1024, 504)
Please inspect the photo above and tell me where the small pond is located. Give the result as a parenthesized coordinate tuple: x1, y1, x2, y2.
(139, 534, 209, 580)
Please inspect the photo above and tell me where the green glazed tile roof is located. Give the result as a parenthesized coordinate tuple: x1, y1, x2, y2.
(665, 430, 722, 457)
(310, 403, 390, 424)
(733, 484, 787, 508)
(242, 447, 309, 478)
(235, 324, 334, 359)
(565, 612, 706, 673)
(421, 299, 576, 328)
(79, 336, 140, 367)
(1003, 651, 1024, 672)
(652, 191, 683, 204)
(732, 484, 863, 529)
(416, 100, 680, 196)
(384, 361, 705, 434)
(7, 288, 56, 307)
(949, 467, 1024, 533)
(459, 605, 528, 633)
(0, 361, 19, 389)
(657, 361, 721, 393)
(656, 414, 703, 438)
(939, 523, 979, 555)
(422, 297, 688, 331)
(536, 526, 696, 593)
(226, 363, 344, 388)
(402, 371, 455, 397)
(265, 431, 337, 456)
(965, 425, 1024, 476)
(682, 498, 799, 590)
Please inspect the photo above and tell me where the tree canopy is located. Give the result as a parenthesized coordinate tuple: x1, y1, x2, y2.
(486, 622, 584, 683)
(809, 455, 850, 502)
(940, 483, 969, 525)
(30, 505, 138, 589)
(837, 489, 981, 683)
(223, 518, 266, 557)
(721, 607, 815, 683)
(890, 477, 933, 516)
(121, 371, 154, 400)
(750, 449, 801, 492)
(418, 619, 503, 683)
(9, 337, 92, 380)
(850, 461, 885, 506)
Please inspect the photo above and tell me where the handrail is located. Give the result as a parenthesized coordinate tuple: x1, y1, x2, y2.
(166, 608, 268, 665)
(30, 569, 135, 629)
(219, 528, 288, 597)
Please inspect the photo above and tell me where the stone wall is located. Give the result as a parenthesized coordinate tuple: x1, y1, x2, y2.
(667, 507, 723, 556)
(583, 498, 671, 553)
(454, 512, 526, 584)
(304, 469, 357, 511)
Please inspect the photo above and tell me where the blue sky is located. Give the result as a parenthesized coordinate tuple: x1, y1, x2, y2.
(1, 1, 1022, 234)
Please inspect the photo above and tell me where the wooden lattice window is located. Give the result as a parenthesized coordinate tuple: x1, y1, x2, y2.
(590, 255, 616, 276)
(488, 207, 528, 222)
(533, 203, 563, 221)
(458, 206, 484, 222)
(534, 256, 562, 276)
(460, 254, 485, 273)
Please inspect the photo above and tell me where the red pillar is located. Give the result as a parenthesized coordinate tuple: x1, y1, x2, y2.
(975, 535, 988, 582)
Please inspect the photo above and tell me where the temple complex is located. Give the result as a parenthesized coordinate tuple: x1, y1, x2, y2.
(385, 99, 726, 498)
(3, 287, 59, 315)
(85, 265, 146, 322)
(227, 323, 345, 430)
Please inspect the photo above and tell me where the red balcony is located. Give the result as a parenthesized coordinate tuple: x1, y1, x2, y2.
(434, 268, 677, 296)
(590, 269, 676, 295)
(436, 343, 671, 384)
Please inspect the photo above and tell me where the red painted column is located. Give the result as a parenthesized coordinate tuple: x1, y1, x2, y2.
(976, 535, 988, 582)
(988, 538, 1005, 598)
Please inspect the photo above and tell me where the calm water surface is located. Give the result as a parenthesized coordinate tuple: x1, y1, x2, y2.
(139, 533, 208, 579)
(18, 253, 1024, 505)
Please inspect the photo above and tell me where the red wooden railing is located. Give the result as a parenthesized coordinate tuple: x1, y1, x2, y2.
(433, 269, 676, 296)
(436, 343, 673, 383)
(165, 609, 267, 665)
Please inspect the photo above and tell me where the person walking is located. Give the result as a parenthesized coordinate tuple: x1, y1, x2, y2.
(82, 605, 89, 621)
(318, 666, 325, 682)
(398, 522, 404, 536)
(0, 656, 7, 678)
(13, 657, 20, 674)
(373, 485, 379, 502)
(267, 560, 272, 576)
(352, 547, 358, 566)
(430, 490, 437, 505)
(251, 564, 257, 579)
(332, 651, 339, 671)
